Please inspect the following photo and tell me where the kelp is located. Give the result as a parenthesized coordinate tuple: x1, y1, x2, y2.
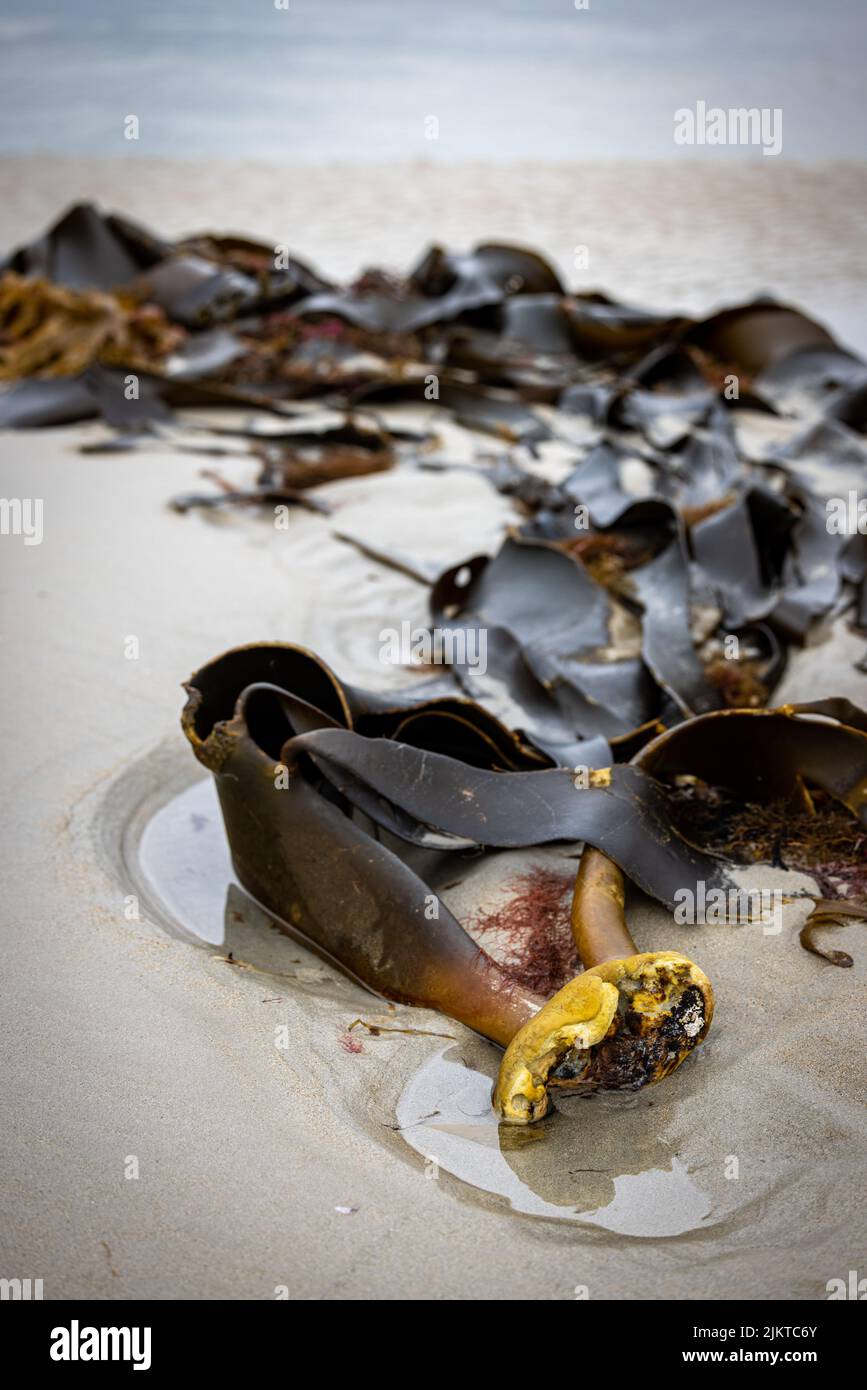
(180, 644, 722, 1047)
(171, 418, 397, 511)
(3, 202, 866, 1117)
(182, 645, 867, 1119)
(800, 900, 867, 968)
(2, 206, 864, 708)
(0, 274, 182, 381)
(4, 202, 863, 763)
(662, 781, 867, 898)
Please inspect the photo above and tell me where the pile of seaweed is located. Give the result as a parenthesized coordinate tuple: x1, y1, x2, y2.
(2, 201, 867, 767)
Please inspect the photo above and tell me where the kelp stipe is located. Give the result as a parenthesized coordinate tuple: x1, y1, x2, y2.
(182, 642, 543, 1045)
(183, 646, 867, 1123)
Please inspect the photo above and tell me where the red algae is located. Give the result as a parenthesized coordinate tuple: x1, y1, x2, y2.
(466, 866, 579, 996)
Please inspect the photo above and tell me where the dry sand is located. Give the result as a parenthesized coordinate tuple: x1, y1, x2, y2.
(1, 157, 866, 1300)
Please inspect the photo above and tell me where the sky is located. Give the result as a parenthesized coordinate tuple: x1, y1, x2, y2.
(0, 0, 865, 162)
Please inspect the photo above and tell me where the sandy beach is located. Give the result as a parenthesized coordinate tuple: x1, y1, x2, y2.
(1, 155, 866, 1301)
(3, 156, 867, 351)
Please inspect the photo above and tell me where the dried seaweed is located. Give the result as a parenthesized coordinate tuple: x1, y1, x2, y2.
(0, 273, 182, 380)
(663, 783, 867, 893)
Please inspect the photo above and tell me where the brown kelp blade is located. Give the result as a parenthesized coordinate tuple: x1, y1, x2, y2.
(800, 899, 867, 968)
(629, 704, 867, 964)
(184, 645, 867, 1021)
(183, 643, 740, 909)
(291, 726, 736, 904)
(6, 199, 867, 865)
(634, 705, 867, 824)
(183, 661, 543, 1045)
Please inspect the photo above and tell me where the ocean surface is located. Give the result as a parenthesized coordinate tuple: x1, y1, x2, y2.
(1, 0, 865, 163)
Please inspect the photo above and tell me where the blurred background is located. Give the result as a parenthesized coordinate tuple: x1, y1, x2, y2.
(1, 0, 865, 162)
(0, 1, 865, 344)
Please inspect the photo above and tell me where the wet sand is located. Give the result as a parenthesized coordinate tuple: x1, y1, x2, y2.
(1, 157, 866, 1299)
